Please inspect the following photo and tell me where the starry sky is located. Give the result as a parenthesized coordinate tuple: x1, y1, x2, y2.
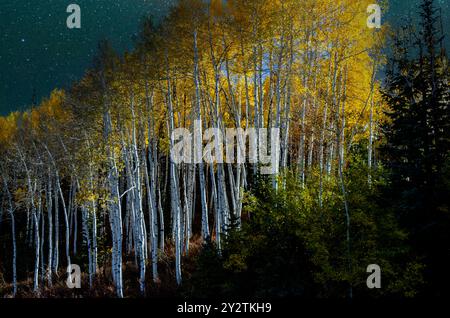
(0, 0, 448, 115)
(0, 0, 177, 115)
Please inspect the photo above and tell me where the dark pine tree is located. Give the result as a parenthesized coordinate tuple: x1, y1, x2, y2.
(382, 0, 450, 297)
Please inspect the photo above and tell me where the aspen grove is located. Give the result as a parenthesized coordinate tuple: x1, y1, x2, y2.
(2, 0, 444, 298)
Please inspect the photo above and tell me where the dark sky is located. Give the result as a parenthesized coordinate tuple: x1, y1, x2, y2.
(0, 0, 449, 115)
(0, 0, 177, 115)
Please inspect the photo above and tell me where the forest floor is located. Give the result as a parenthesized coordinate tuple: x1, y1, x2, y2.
(0, 236, 204, 298)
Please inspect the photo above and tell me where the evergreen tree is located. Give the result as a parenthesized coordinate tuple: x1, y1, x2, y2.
(382, 0, 450, 296)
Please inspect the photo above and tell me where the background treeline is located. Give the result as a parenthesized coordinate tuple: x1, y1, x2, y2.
(0, 0, 448, 298)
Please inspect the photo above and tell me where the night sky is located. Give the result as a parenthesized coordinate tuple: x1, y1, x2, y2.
(0, 0, 449, 115)
(0, 0, 177, 115)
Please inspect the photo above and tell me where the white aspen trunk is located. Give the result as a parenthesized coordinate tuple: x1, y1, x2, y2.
(273, 32, 285, 190)
(180, 164, 192, 254)
(299, 94, 307, 186)
(73, 183, 78, 256)
(239, 32, 251, 132)
(157, 184, 164, 252)
(184, 156, 195, 255)
(124, 143, 139, 265)
(109, 155, 124, 298)
(235, 91, 244, 227)
(281, 68, 293, 171)
(327, 131, 335, 175)
(224, 40, 240, 220)
(145, 86, 159, 282)
(338, 145, 352, 299)
(56, 170, 71, 270)
(166, 52, 182, 285)
(259, 43, 264, 129)
(209, 167, 220, 249)
(235, 159, 244, 224)
(318, 60, 333, 206)
(88, 161, 98, 280)
(39, 194, 45, 284)
(91, 199, 97, 279)
(334, 68, 344, 176)
(216, 151, 229, 242)
(81, 206, 93, 288)
(281, 34, 294, 173)
(253, 42, 260, 176)
(227, 162, 236, 215)
(367, 63, 377, 186)
(188, 163, 195, 247)
(144, 148, 158, 282)
(327, 52, 339, 176)
(83, 135, 98, 280)
(3, 178, 17, 296)
(104, 107, 124, 298)
(182, 166, 189, 253)
(308, 134, 315, 170)
(53, 182, 59, 273)
(129, 94, 147, 295)
(339, 69, 348, 172)
(151, 148, 159, 278)
(68, 182, 74, 250)
(32, 181, 40, 292)
(194, 29, 210, 240)
(308, 68, 319, 172)
(10, 201, 17, 296)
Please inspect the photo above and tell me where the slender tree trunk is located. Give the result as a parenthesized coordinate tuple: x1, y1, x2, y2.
(40, 194, 45, 284)
(104, 107, 124, 298)
(81, 206, 93, 288)
(367, 62, 377, 185)
(46, 178, 55, 277)
(194, 30, 210, 240)
(166, 51, 182, 285)
(32, 181, 40, 292)
(53, 182, 59, 273)
(3, 178, 17, 296)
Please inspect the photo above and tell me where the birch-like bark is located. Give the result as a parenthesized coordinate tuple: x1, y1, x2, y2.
(39, 192, 45, 284)
(144, 147, 158, 282)
(3, 177, 17, 296)
(281, 36, 294, 172)
(145, 83, 159, 281)
(318, 59, 333, 206)
(129, 93, 147, 295)
(367, 62, 377, 185)
(273, 20, 286, 190)
(72, 182, 78, 256)
(44, 145, 71, 271)
(194, 29, 210, 240)
(46, 168, 53, 286)
(104, 105, 124, 297)
(81, 206, 93, 287)
(166, 51, 182, 285)
(53, 180, 59, 273)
